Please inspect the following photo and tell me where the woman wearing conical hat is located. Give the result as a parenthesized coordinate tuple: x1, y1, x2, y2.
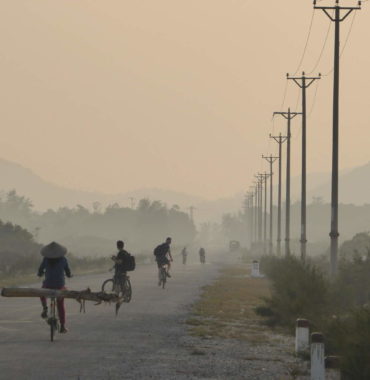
(37, 242, 72, 334)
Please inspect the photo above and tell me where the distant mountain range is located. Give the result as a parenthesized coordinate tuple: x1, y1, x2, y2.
(0, 158, 369, 224)
(0, 158, 241, 223)
(307, 162, 370, 205)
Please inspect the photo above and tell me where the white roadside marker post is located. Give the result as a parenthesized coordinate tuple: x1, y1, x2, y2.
(295, 319, 310, 354)
(311, 332, 325, 380)
(251, 260, 260, 277)
(325, 356, 341, 380)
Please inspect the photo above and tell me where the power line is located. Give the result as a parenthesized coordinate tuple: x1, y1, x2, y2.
(321, 9, 358, 77)
(308, 80, 320, 118)
(294, 88, 301, 113)
(308, 15, 333, 74)
(280, 79, 289, 109)
(292, 9, 316, 75)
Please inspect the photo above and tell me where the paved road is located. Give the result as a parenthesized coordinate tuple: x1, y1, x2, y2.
(0, 256, 223, 380)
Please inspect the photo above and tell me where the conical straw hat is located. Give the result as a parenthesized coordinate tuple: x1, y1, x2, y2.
(40, 242, 67, 258)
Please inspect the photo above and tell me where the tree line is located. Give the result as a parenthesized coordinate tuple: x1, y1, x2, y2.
(0, 190, 197, 258)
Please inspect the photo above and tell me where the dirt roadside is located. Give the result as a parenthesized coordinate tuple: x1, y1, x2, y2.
(182, 264, 310, 380)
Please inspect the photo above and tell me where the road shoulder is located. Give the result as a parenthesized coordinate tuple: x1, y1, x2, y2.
(180, 265, 310, 379)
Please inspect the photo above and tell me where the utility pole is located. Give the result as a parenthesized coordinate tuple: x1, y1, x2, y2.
(314, 0, 361, 276)
(270, 133, 288, 256)
(287, 72, 321, 262)
(188, 206, 196, 223)
(249, 186, 255, 248)
(263, 154, 279, 255)
(254, 175, 264, 244)
(254, 184, 258, 244)
(247, 192, 254, 249)
(129, 197, 136, 209)
(258, 172, 270, 254)
(273, 109, 302, 256)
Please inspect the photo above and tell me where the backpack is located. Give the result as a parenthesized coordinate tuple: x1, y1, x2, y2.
(124, 253, 136, 272)
(154, 244, 165, 257)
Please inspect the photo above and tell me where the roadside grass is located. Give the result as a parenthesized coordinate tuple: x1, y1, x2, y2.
(0, 254, 152, 289)
(187, 265, 272, 343)
(0, 266, 109, 288)
(0, 268, 107, 288)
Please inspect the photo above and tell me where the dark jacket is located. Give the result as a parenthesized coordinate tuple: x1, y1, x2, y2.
(115, 249, 130, 273)
(154, 243, 171, 260)
(38, 257, 71, 288)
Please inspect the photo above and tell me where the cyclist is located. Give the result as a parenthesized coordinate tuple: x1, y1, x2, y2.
(38, 242, 72, 334)
(199, 247, 206, 264)
(111, 240, 131, 278)
(154, 237, 173, 282)
(181, 246, 188, 265)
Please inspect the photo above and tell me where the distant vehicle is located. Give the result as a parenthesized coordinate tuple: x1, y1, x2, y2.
(229, 240, 240, 252)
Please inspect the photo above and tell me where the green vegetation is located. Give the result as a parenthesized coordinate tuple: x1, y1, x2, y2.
(0, 190, 196, 255)
(256, 255, 328, 330)
(0, 219, 109, 286)
(224, 199, 370, 252)
(256, 235, 370, 380)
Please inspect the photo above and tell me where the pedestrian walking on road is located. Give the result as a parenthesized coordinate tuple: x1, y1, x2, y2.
(181, 246, 188, 265)
(199, 247, 206, 264)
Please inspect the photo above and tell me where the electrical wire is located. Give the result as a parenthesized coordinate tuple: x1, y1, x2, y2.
(321, 9, 358, 77)
(294, 88, 301, 113)
(340, 9, 357, 58)
(280, 80, 288, 109)
(307, 80, 320, 118)
(292, 9, 316, 76)
(307, 15, 333, 74)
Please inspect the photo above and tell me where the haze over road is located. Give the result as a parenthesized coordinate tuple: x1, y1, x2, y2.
(0, 256, 223, 380)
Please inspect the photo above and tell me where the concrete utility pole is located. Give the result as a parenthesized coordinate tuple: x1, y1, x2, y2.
(258, 172, 270, 254)
(253, 184, 258, 244)
(247, 192, 254, 248)
(188, 206, 196, 223)
(263, 154, 279, 255)
(249, 186, 255, 248)
(270, 133, 288, 256)
(314, 0, 362, 276)
(287, 72, 321, 262)
(254, 175, 264, 244)
(129, 197, 136, 209)
(273, 109, 302, 256)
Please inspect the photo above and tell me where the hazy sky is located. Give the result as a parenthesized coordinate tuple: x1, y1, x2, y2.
(0, 1, 369, 199)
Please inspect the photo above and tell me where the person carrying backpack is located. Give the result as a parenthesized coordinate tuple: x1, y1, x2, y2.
(154, 237, 173, 281)
(111, 240, 134, 276)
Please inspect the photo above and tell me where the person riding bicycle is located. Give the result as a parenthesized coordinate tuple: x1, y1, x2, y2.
(111, 240, 131, 278)
(154, 237, 173, 280)
(38, 242, 72, 334)
(199, 247, 206, 263)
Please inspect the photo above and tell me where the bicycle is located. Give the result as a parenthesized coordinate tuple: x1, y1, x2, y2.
(101, 272, 132, 303)
(158, 264, 167, 289)
(44, 294, 59, 342)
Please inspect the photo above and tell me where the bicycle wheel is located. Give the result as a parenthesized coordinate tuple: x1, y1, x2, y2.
(49, 300, 57, 342)
(101, 279, 114, 293)
(123, 278, 132, 303)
